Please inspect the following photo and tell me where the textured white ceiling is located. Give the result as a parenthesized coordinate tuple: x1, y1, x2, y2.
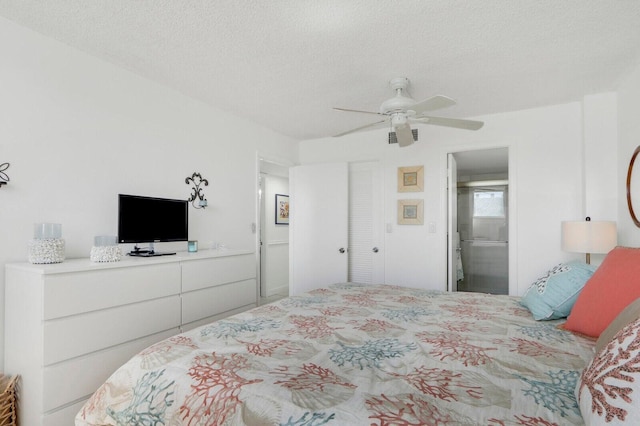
(2, 1, 640, 141)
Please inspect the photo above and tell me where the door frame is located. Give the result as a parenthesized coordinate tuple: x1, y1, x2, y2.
(444, 145, 517, 295)
(447, 153, 458, 292)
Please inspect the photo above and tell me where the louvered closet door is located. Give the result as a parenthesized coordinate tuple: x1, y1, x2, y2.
(348, 162, 384, 284)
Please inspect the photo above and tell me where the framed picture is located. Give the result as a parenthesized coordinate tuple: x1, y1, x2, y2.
(398, 199, 424, 225)
(398, 165, 424, 192)
(275, 194, 289, 225)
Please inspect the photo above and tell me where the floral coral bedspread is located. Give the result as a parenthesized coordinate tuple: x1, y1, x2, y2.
(76, 283, 595, 425)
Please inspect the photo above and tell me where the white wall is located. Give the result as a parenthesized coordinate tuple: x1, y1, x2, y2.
(299, 100, 617, 295)
(0, 17, 298, 370)
(584, 93, 618, 221)
(617, 61, 640, 246)
(582, 92, 619, 265)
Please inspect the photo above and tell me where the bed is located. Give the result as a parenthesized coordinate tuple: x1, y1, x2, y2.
(76, 282, 598, 425)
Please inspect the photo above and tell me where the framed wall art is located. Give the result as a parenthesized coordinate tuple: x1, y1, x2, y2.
(275, 194, 289, 225)
(398, 199, 424, 225)
(397, 165, 424, 192)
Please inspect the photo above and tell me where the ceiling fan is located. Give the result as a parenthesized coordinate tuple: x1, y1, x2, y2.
(333, 77, 484, 147)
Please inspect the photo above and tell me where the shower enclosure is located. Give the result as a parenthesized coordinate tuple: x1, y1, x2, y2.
(456, 182, 508, 294)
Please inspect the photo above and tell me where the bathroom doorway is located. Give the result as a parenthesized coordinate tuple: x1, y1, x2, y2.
(449, 148, 509, 295)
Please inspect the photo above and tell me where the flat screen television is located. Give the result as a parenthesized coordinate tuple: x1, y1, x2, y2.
(118, 194, 188, 256)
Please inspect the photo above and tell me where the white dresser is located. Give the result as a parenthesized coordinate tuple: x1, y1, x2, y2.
(4, 249, 256, 426)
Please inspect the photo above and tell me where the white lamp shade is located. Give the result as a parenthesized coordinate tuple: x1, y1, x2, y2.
(561, 220, 617, 254)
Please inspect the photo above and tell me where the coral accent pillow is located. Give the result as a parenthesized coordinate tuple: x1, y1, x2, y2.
(564, 247, 640, 338)
(576, 316, 640, 424)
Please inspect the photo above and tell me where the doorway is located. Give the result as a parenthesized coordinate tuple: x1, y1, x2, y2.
(448, 147, 510, 295)
(257, 158, 290, 303)
(457, 181, 508, 294)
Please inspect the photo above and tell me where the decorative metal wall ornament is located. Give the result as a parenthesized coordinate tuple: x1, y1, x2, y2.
(185, 172, 209, 209)
(0, 162, 10, 187)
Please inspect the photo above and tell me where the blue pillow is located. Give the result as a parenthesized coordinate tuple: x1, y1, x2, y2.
(520, 261, 597, 320)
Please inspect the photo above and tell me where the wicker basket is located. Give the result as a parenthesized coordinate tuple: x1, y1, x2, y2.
(0, 375, 17, 426)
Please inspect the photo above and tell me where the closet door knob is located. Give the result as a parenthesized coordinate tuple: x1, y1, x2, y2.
(338, 248, 346, 254)
(372, 247, 379, 253)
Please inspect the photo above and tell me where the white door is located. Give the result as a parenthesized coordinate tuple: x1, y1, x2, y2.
(289, 163, 349, 295)
(447, 154, 458, 292)
(348, 162, 384, 284)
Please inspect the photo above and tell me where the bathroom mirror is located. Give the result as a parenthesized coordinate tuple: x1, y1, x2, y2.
(626, 145, 640, 227)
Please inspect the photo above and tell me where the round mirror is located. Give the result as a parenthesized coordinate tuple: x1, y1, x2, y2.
(626, 145, 640, 227)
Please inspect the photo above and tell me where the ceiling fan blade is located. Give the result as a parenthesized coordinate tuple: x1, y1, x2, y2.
(333, 107, 381, 116)
(395, 123, 414, 147)
(333, 119, 388, 137)
(410, 95, 457, 115)
(415, 115, 484, 130)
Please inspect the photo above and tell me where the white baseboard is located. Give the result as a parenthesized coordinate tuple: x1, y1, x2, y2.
(265, 284, 289, 298)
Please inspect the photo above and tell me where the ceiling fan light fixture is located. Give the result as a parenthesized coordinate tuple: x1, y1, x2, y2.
(391, 113, 408, 127)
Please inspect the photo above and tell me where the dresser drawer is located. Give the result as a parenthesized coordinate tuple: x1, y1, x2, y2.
(44, 263, 181, 320)
(43, 328, 178, 412)
(181, 254, 255, 292)
(44, 295, 181, 365)
(182, 278, 256, 324)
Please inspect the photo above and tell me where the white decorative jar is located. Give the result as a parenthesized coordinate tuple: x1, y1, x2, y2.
(28, 223, 65, 264)
(90, 235, 121, 262)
